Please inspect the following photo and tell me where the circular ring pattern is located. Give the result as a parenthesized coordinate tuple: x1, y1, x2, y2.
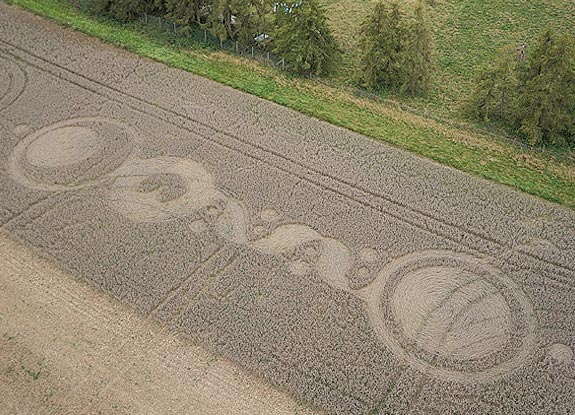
(366, 251, 536, 383)
(8, 117, 139, 191)
(0, 55, 27, 112)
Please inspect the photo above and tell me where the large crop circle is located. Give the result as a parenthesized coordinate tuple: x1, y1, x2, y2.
(366, 251, 536, 382)
(8, 117, 138, 191)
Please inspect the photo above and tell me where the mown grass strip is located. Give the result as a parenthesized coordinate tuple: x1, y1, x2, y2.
(6, 0, 575, 209)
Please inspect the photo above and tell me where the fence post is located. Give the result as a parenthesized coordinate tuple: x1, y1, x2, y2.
(235, 42, 238, 53)
(220, 38, 223, 48)
(204, 30, 207, 43)
(158, 16, 161, 27)
(267, 52, 270, 61)
(144, 13, 148, 24)
(173, 22, 177, 34)
(281, 59, 285, 70)
(251, 46, 254, 58)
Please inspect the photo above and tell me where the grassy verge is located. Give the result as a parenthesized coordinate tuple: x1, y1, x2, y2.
(6, 0, 575, 209)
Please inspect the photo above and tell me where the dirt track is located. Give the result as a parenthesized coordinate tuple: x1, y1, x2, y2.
(1, 3, 574, 414)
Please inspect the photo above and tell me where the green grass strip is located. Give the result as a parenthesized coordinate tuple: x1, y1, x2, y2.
(7, 0, 575, 209)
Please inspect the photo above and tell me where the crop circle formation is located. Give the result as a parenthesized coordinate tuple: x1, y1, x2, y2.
(8, 117, 138, 191)
(366, 251, 536, 382)
(106, 156, 224, 223)
(0, 55, 27, 112)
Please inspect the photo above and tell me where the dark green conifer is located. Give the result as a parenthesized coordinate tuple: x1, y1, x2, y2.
(359, 1, 406, 91)
(403, 0, 434, 95)
(516, 28, 575, 146)
(272, 0, 339, 76)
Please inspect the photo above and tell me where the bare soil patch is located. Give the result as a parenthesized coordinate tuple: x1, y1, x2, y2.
(0, 232, 318, 415)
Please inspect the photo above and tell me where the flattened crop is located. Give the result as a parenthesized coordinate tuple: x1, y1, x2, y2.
(0, 5, 574, 415)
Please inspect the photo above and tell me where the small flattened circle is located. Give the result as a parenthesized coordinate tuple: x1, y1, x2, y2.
(359, 248, 379, 263)
(189, 219, 208, 234)
(548, 343, 573, 363)
(260, 208, 281, 222)
(252, 225, 267, 237)
(356, 266, 371, 279)
(13, 124, 32, 138)
(288, 260, 310, 276)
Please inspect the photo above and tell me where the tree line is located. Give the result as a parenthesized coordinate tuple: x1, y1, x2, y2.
(78, 0, 574, 148)
(466, 28, 575, 147)
(78, 0, 434, 93)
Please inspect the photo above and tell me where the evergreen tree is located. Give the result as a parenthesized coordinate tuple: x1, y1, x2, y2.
(108, 0, 152, 21)
(466, 47, 518, 123)
(251, 0, 275, 36)
(359, 1, 406, 91)
(516, 29, 575, 146)
(208, 0, 234, 41)
(77, 0, 156, 21)
(466, 28, 575, 147)
(272, 0, 339, 76)
(208, 0, 264, 45)
(77, 0, 110, 16)
(164, 0, 211, 27)
(231, 1, 264, 46)
(403, 0, 434, 95)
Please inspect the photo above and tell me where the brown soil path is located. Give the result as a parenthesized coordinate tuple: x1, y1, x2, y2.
(0, 232, 319, 415)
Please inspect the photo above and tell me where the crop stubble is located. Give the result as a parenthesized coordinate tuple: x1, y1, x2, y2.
(0, 5, 574, 415)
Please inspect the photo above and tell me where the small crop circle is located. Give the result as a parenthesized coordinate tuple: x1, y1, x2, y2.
(548, 343, 573, 363)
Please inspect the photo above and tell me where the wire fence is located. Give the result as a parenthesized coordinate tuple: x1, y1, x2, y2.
(139, 14, 286, 70)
